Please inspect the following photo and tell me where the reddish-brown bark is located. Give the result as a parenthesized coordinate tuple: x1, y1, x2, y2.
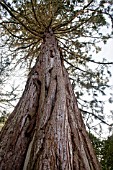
(0, 29, 101, 170)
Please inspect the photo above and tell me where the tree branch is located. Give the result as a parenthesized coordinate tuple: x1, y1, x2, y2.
(31, 0, 41, 27)
(0, 1, 43, 38)
(64, 58, 87, 73)
(83, 0, 94, 10)
(80, 108, 111, 126)
(58, 39, 113, 65)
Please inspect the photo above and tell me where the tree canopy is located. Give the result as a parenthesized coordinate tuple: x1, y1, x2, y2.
(0, 0, 113, 134)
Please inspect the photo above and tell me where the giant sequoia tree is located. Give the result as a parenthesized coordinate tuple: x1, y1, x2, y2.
(0, 0, 113, 169)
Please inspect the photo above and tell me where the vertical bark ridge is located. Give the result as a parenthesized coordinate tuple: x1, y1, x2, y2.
(0, 29, 101, 170)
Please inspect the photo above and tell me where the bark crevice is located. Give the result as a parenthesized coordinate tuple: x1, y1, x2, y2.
(0, 30, 101, 170)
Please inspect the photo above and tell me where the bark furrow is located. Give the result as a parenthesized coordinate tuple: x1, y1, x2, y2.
(0, 29, 101, 170)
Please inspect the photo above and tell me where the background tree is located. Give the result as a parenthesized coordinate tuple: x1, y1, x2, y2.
(89, 132, 103, 160)
(89, 132, 113, 170)
(101, 135, 113, 170)
(0, 0, 113, 169)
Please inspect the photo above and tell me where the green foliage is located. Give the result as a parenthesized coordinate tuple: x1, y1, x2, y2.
(101, 136, 113, 170)
(0, 110, 9, 131)
(0, 111, 8, 123)
(0, 55, 10, 80)
(89, 133, 113, 170)
(89, 132, 103, 158)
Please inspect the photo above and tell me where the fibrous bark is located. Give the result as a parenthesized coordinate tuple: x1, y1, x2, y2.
(0, 29, 101, 170)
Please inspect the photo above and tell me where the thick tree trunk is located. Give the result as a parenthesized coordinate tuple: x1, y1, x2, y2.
(0, 29, 101, 170)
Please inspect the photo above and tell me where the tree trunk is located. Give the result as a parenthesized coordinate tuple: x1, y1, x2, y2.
(0, 29, 101, 170)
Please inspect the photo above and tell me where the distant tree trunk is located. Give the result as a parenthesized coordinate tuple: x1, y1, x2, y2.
(0, 29, 101, 170)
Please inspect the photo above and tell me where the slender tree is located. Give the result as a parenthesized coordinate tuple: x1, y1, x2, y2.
(0, 0, 113, 169)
